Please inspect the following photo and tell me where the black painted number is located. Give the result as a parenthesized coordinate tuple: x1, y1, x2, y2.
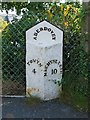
(51, 69, 57, 74)
(32, 69, 36, 74)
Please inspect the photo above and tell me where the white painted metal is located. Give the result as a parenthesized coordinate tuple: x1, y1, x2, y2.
(26, 20, 63, 100)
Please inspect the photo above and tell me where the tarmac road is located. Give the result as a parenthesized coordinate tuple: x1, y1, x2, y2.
(2, 97, 88, 119)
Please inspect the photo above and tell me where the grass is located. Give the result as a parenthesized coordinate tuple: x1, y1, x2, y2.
(25, 95, 42, 106)
(71, 92, 88, 111)
(59, 89, 88, 112)
(59, 71, 88, 112)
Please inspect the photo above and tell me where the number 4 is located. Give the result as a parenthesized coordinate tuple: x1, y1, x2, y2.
(32, 69, 36, 74)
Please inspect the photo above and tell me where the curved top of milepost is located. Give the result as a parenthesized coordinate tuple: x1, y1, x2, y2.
(26, 20, 63, 47)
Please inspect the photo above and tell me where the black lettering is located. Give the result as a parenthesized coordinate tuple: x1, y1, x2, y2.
(40, 27, 43, 31)
(33, 59, 36, 62)
(52, 33, 56, 37)
(58, 61, 61, 65)
(51, 69, 57, 74)
(37, 60, 39, 64)
(44, 72, 47, 76)
(32, 69, 36, 74)
(60, 67, 62, 73)
(36, 29, 40, 33)
(48, 28, 51, 32)
(45, 66, 48, 70)
(33, 37, 37, 40)
(54, 59, 58, 63)
(44, 27, 48, 30)
(51, 30, 54, 34)
(47, 62, 50, 66)
(49, 60, 53, 64)
(27, 62, 30, 65)
(44, 69, 47, 72)
(60, 70, 63, 73)
(30, 60, 33, 63)
(34, 32, 38, 36)
(39, 63, 43, 67)
(59, 64, 62, 67)
(52, 37, 56, 40)
(52, 60, 55, 63)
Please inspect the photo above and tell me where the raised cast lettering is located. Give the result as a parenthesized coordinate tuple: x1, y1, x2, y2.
(33, 27, 56, 41)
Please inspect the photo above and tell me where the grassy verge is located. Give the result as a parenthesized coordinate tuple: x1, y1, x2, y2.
(25, 95, 42, 106)
(59, 71, 88, 112)
(59, 89, 88, 112)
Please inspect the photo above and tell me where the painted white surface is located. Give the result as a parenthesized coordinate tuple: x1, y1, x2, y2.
(26, 20, 63, 100)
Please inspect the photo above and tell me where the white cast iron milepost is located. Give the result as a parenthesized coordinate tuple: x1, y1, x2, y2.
(26, 21, 63, 100)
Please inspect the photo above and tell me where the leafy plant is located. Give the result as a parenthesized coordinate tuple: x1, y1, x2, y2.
(25, 94, 42, 106)
(2, 2, 88, 110)
(0, 17, 9, 32)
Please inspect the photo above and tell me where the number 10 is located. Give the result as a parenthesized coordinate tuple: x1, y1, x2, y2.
(51, 69, 57, 74)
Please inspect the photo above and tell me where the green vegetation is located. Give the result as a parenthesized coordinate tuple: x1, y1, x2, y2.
(0, 17, 8, 32)
(1, 2, 88, 111)
(59, 71, 88, 112)
(60, 90, 88, 112)
(25, 95, 42, 106)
